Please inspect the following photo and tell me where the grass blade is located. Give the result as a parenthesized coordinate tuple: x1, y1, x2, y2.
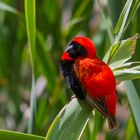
(109, 34, 139, 67)
(113, 0, 133, 43)
(124, 81, 140, 135)
(103, 0, 140, 63)
(25, 0, 36, 62)
(0, 129, 45, 140)
(104, 34, 139, 64)
(123, 0, 140, 33)
(0, 1, 18, 14)
(73, 0, 90, 18)
(24, 0, 36, 133)
(36, 32, 56, 91)
(111, 62, 140, 71)
(114, 69, 140, 84)
(125, 117, 135, 140)
(90, 111, 104, 140)
(45, 98, 92, 140)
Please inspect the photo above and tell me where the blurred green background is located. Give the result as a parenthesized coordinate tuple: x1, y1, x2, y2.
(0, 0, 140, 140)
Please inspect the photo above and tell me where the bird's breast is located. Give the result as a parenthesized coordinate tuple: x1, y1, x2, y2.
(73, 58, 116, 98)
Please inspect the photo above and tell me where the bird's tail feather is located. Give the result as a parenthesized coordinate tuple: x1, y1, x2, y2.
(108, 116, 119, 129)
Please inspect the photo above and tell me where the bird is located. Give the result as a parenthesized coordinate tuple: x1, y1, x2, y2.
(59, 36, 119, 129)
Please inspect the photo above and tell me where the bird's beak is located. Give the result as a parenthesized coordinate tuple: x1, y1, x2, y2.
(65, 43, 87, 58)
(65, 45, 73, 52)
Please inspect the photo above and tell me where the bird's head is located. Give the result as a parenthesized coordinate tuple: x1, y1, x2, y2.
(61, 36, 96, 61)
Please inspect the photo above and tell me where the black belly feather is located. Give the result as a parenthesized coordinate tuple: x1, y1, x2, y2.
(59, 60, 85, 99)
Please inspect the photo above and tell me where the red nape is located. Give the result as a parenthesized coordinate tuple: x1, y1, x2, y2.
(61, 52, 74, 61)
(72, 36, 96, 59)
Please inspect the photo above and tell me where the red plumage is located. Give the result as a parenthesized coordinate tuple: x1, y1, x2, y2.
(60, 36, 119, 129)
(74, 58, 116, 116)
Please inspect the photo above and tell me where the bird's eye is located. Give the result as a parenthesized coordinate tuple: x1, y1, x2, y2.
(65, 42, 87, 59)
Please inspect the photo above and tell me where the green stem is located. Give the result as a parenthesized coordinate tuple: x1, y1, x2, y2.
(24, 0, 36, 133)
(114, 0, 133, 44)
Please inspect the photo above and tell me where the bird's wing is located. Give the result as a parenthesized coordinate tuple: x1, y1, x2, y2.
(85, 94, 108, 117)
(116, 90, 122, 105)
(66, 74, 85, 99)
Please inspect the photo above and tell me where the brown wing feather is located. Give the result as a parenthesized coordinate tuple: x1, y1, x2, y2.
(85, 94, 108, 117)
(85, 94, 119, 129)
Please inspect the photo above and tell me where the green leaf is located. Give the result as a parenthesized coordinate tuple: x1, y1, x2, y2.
(126, 117, 135, 140)
(64, 0, 93, 41)
(110, 34, 139, 67)
(103, 41, 120, 63)
(124, 81, 140, 135)
(104, 34, 139, 65)
(130, 65, 140, 71)
(111, 62, 140, 71)
(0, 129, 45, 140)
(24, 0, 36, 133)
(45, 98, 92, 140)
(113, 0, 133, 35)
(36, 31, 56, 91)
(123, 0, 140, 34)
(72, 0, 92, 18)
(112, 0, 140, 44)
(90, 111, 104, 140)
(96, 0, 113, 43)
(25, 0, 36, 63)
(0, 1, 18, 14)
(44, 0, 59, 24)
(114, 69, 140, 84)
(104, 0, 140, 64)
(63, 17, 86, 42)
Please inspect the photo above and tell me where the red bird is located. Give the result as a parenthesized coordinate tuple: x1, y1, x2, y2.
(60, 36, 119, 129)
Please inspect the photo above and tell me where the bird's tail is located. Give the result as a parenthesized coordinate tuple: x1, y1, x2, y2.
(108, 116, 119, 129)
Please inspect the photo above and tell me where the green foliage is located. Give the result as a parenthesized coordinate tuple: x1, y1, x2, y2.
(104, 34, 139, 65)
(0, 0, 140, 140)
(125, 81, 140, 135)
(0, 1, 18, 14)
(24, 0, 36, 134)
(0, 130, 45, 140)
(45, 98, 92, 140)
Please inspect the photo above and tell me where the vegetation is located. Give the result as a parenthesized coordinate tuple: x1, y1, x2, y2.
(0, 0, 140, 140)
